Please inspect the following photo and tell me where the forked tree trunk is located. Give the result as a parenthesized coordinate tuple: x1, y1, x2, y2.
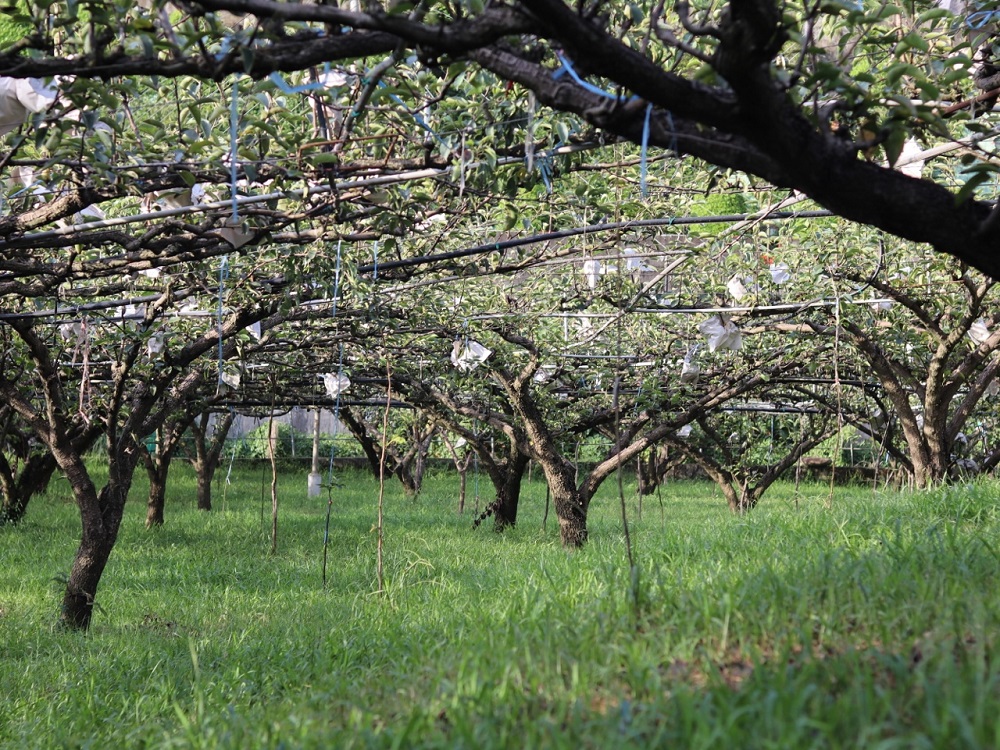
(496, 369, 590, 547)
(902, 433, 946, 489)
(637, 443, 680, 497)
(699, 469, 757, 514)
(189, 411, 235, 512)
(60, 447, 140, 631)
(736, 484, 764, 513)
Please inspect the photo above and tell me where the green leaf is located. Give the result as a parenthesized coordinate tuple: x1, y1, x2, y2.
(885, 62, 920, 85)
(916, 7, 952, 23)
(901, 32, 928, 53)
(954, 167, 995, 205)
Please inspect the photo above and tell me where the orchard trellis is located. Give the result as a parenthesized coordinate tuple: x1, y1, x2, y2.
(0, 0, 999, 628)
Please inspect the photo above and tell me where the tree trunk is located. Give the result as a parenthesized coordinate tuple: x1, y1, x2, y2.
(736, 484, 763, 514)
(141, 441, 172, 528)
(721, 481, 743, 513)
(189, 411, 234, 512)
(534, 454, 587, 546)
(499, 372, 589, 547)
(393, 418, 435, 498)
(145, 468, 167, 527)
(340, 407, 386, 479)
(492, 485, 516, 532)
(552, 486, 588, 547)
(636, 444, 674, 496)
(395, 464, 419, 496)
(196, 466, 213, 511)
(60, 451, 138, 631)
(61, 525, 116, 631)
(342, 406, 420, 494)
(0, 451, 58, 525)
(904, 436, 939, 489)
(493, 450, 530, 532)
(0, 423, 101, 524)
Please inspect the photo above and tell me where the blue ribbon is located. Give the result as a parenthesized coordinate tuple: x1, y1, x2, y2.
(553, 52, 639, 102)
(967, 9, 999, 27)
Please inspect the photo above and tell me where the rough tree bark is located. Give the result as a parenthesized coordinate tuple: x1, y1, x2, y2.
(490, 450, 530, 531)
(143, 450, 169, 528)
(0, 421, 101, 525)
(636, 443, 679, 497)
(60, 441, 141, 630)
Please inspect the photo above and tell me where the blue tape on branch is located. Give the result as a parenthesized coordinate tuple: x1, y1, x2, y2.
(538, 155, 553, 193)
(553, 52, 639, 102)
(229, 78, 240, 222)
(967, 9, 1000, 27)
(640, 103, 652, 197)
(372, 240, 379, 281)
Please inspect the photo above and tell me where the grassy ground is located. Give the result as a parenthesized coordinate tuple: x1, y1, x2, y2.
(2, 465, 1000, 748)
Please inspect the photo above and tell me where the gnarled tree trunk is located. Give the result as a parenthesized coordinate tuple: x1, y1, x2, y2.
(59, 443, 141, 630)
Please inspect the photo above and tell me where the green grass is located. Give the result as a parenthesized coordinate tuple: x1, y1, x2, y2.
(2, 466, 1000, 748)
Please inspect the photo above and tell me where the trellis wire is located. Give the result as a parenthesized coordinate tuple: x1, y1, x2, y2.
(358, 211, 835, 274)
